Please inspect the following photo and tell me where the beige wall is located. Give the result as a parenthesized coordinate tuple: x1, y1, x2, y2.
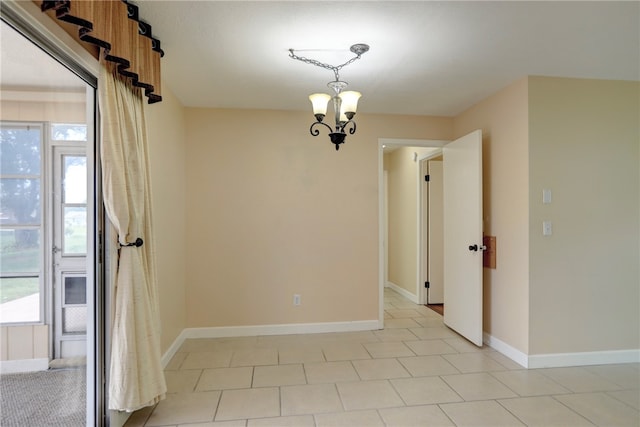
(184, 109, 451, 327)
(453, 77, 530, 353)
(0, 97, 86, 123)
(0, 325, 48, 362)
(453, 76, 640, 357)
(141, 76, 640, 359)
(144, 83, 188, 353)
(3, 75, 635, 364)
(528, 77, 640, 354)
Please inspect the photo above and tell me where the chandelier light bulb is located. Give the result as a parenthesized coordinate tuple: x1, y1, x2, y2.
(309, 93, 331, 119)
(338, 91, 361, 117)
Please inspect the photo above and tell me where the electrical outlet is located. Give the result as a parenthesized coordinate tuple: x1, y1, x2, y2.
(293, 294, 301, 306)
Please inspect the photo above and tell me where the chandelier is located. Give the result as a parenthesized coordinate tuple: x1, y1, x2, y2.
(289, 44, 369, 150)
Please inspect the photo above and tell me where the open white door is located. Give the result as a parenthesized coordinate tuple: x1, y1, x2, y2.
(443, 130, 483, 346)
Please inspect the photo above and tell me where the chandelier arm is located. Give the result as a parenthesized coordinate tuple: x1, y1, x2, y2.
(344, 120, 357, 135)
(310, 121, 333, 136)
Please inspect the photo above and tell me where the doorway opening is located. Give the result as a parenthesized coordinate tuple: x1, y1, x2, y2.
(378, 138, 445, 326)
(378, 131, 484, 347)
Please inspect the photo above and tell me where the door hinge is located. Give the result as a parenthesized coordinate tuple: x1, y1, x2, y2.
(424, 175, 430, 182)
(425, 281, 430, 288)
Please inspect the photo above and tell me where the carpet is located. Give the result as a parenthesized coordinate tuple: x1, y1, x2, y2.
(0, 368, 86, 426)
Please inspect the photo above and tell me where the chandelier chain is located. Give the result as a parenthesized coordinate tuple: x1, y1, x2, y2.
(288, 49, 364, 81)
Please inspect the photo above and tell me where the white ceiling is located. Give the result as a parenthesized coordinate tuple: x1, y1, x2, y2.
(0, 20, 86, 92)
(1, 2, 637, 116)
(133, 1, 639, 117)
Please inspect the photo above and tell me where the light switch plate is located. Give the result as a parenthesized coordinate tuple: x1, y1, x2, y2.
(543, 221, 552, 236)
(543, 189, 552, 204)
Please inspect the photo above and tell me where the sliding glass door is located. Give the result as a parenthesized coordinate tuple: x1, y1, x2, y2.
(0, 13, 102, 426)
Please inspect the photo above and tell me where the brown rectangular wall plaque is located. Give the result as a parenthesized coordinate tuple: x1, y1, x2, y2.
(483, 235, 497, 269)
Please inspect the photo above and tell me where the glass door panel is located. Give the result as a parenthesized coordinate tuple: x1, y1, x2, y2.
(0, 124, 43, 324)
(63, 275, 87, 335)
(63, 207, 87, 254)
(63, 156, 87, 202)
(62, 155, 87, 256)
(1, 16, 99, 426)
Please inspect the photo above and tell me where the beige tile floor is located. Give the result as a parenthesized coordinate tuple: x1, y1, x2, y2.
(125, 288, 640, 427)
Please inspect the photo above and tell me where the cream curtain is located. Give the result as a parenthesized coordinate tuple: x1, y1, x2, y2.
(98, 58, 166, 412)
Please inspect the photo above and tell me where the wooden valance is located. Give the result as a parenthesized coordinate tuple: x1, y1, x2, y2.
(40, 0, 164, 103)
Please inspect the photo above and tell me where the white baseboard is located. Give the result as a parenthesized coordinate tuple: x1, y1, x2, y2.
(161, 329, 189, 368)
(483, 332, 640, 369)
(385, 281, 419, 304)
(0, 358, 49, 374)
(185, 320, 381, 339)
(163, 322, 640, 371)
(108, 410, 132, 427)
(161, 320, 380, 368)
(483, 332, 528, 368)
(527, 349, 640, 369)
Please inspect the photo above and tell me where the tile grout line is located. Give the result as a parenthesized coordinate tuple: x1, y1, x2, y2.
(137, 288, 638, 426)
(211, 384, 223, 424)
(603, 388, 640, 411)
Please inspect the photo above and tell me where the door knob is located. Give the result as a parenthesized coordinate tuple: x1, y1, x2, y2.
(469, 244, 478, 251)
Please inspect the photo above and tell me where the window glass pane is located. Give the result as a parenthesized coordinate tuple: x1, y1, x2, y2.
(0, 127, 41, 175)
(51, 124, 87, 141)
(64, 276, 86, 305)
(64, 207, 86, 254)
(0, 277, 40, 323)
(0, 228, 40, 273)
(63, 306, 86, 334)
(0, 178, 41, 224)
(63, 156, 86, 203)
